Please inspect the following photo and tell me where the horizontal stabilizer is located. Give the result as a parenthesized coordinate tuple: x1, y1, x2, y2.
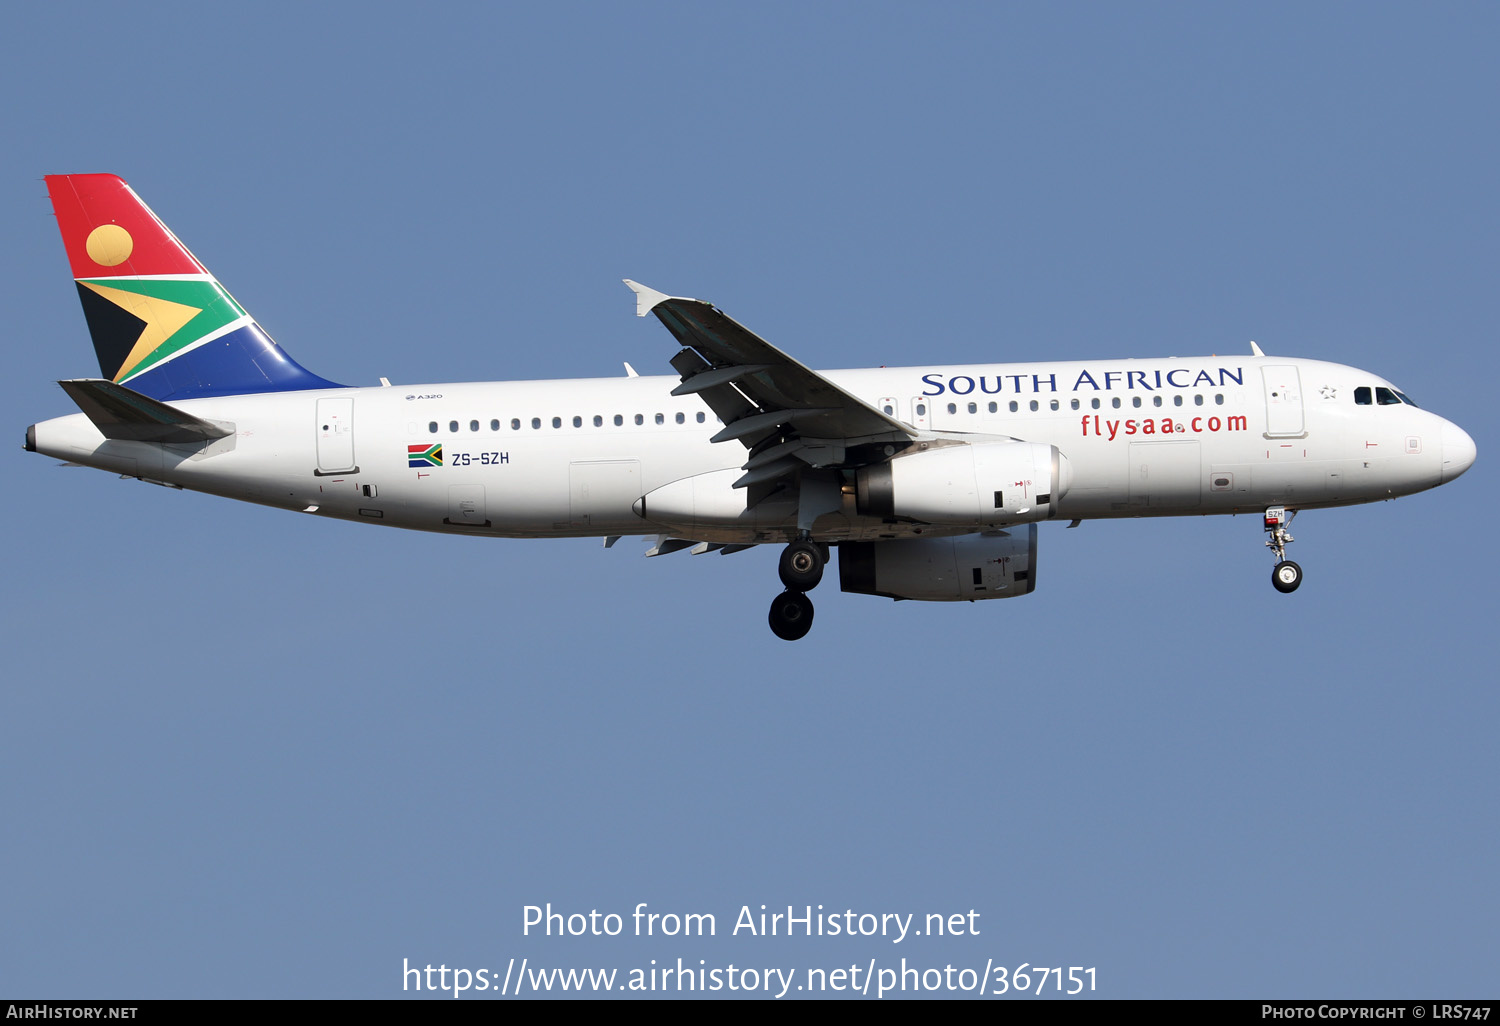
(58, 378, 233, 443)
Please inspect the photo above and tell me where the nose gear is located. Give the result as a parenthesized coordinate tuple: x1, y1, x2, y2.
(1264, 507, 1303, 593)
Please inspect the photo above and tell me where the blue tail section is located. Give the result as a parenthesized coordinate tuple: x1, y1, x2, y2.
(107, 321, 344, 401)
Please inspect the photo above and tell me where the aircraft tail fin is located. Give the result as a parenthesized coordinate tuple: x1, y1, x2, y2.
(44, 174, 341, 401)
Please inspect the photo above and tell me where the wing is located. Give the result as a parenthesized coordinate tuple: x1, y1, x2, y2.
(624, 281, 915, 488)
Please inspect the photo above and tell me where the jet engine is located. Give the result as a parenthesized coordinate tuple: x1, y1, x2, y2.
(838, 525, 1038, 601)
(854, 441, 1070, 527)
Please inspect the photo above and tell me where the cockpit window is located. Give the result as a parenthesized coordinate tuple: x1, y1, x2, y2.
(1395, 390, 1418, 407)
(1375, 387, 1402, 406)
(1354, 387, 1371, 406)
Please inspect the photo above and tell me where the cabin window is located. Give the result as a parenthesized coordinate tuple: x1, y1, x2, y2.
(696, 412, 706, 423)
(511, 418, 521, 430)
(1131, 397, 1142, 409)
(552, 417, 562, 429)
(1009, 401, 1019, 412)
(1152, 396, 1162, 408)
(915, 403, 927, 416)
(449, 420, 459, 432)
(676, 412, 685, 424)
(592, 415, 602, 427)
(490, 419, 500, 431)
(1355, 387, 1371, 405)
(635, 414, 644, 425)
(1029, 400, 1039, 411)
(947, 403, 957, 414)
(968, 402, 978, 414)
(428, 421, 438, 433)
(1111, 398, 1121, 409)
(655, 413, 665, 425)
(531, 417, 541, 429)
(1050, 399, 1060, 411)
(572, 415, 582, 427)
(989, 402, 998, 413)
(470, 420, 479, 432)
(1091, 398, 1100, 410)
(1215, 394, 1224, 405)
(1070, 398, 1080, 410)
(614, 414, 624, 426)
(1174, 395, 1183, 407)
(1194, 394, 1204, 406)
(882, 403, 894, 414)
(1375, 387, 1402, 406)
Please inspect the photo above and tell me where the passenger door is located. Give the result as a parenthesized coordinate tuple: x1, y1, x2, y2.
(1262, 366, 1305, 438)
(315, 397, 357, 474)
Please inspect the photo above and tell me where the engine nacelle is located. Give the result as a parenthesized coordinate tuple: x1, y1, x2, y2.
(855, 440, 1070, 526)
(838, 526, 1039, 601)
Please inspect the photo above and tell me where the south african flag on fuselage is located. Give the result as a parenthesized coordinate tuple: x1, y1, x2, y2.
(408, 443, 442, 468)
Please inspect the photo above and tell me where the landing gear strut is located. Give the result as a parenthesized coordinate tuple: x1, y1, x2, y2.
(1264, 506, 1303, 593)
(768, 536, 827, 641)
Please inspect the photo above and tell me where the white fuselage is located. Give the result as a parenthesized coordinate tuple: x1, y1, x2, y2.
(28, 355, 1472, 544)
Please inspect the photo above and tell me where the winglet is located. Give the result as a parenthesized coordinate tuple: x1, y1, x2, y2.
(622, 279, 676, 318)
(1250, 340, 1265, 357)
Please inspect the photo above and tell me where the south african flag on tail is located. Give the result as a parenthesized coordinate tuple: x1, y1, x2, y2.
(408, 443, 442, 468)
(44, 174, 343, 402)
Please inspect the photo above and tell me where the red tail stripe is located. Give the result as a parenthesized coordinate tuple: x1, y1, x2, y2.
(45, 174, 206, 279)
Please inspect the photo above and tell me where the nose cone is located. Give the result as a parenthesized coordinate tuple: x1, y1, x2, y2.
(1440, 419, 1476, 483)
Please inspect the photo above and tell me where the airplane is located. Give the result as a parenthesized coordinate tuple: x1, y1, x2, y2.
(26, 174, 1477, 640)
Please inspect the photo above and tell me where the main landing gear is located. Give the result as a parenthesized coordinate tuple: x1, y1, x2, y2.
(1264, 506, 1303, 594)
(768, 537, 828, 641)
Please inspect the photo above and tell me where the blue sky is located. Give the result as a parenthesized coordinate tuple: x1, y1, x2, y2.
(2, 1, 1494, 999)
